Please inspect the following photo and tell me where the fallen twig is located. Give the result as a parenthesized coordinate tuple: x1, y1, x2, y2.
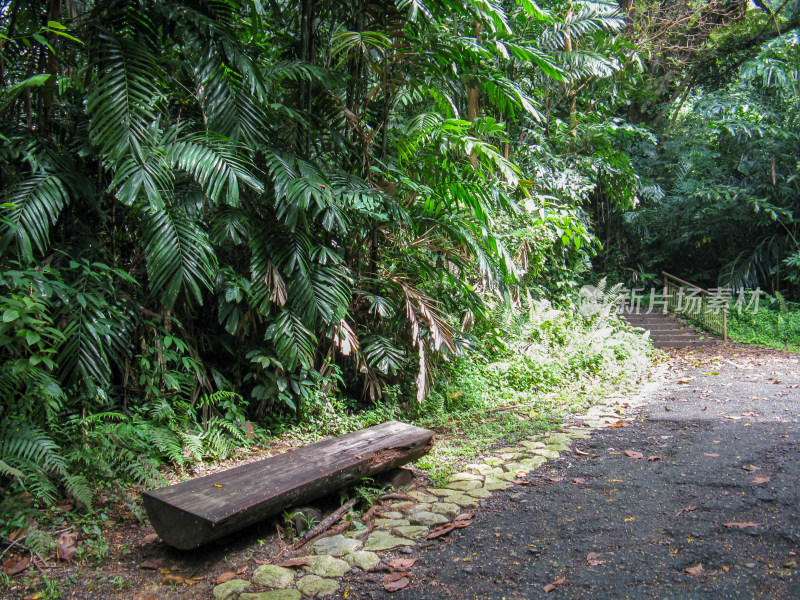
(286, 497, 359, 553)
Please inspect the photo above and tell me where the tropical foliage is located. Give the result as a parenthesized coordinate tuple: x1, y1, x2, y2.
(1, 0, 796, 539)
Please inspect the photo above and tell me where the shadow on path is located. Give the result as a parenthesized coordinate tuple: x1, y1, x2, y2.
(353, 347, 800, 599)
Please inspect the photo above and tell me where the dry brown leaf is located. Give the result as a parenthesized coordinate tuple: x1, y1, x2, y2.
(388, 558, 417, 570)
(607, 420, 629, 428)
(586, 552, 605, 566)
(139, 559, 164, 570)
(383, 573, 410, 593)
(724, 521, 759, 529)
(751, 476, 771, 484)
(624, 450, 643, 459)
(427, 523, 456, 539)
(235, 565, 248, 575)
(647, 456, 662, 462)
(547, 477, 564, 483)
(56, 531, 78, 562)
(704, 453, 720, 458)
(574, 449, 589, 456)
(455, 513, 472, 522)
(141, 533, 159, 545)
(543, 576, 566, 592)
(572, 478, 586, 484)
(2, 556, 30, 576)
(675, 505, 698, 517)
(685, 563, 704, 576)
(162, 574, 185, 585)
(216, 572, 236, 585)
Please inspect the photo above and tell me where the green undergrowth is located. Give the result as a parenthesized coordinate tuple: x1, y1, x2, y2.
(282, 291, 653, 486)
(726, 296, 800, 352)
(0, 288, 651, 571)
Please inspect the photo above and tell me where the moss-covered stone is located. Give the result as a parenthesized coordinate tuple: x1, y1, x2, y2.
(408, 511, 449, 527)
(428, 502, 461, 518)
(363, 531, 416, 552)
(295, 575, 339, 597)
(213, 579, 253, 600)
(240, 591, 301, 600)
(344, 551, 380, 571)
(252, 564, 295, 588)
(445, 480, 483, 491)
(297, 555, 350, 578)
(308, 535, 363, 557)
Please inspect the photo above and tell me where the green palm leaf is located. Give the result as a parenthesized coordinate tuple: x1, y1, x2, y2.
(86, 32, 161, 162)
(166, 132, 264, 206)
(0, 174, 68, 261)
(137, 201, 217, 309)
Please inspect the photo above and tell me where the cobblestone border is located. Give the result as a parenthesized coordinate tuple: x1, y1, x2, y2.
(211, 402, 636, 600)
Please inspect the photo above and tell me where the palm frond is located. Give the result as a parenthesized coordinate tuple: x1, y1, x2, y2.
(0, 174, 69, 261)
(86, 32, 161, 162)
(137, 201, 217, 309)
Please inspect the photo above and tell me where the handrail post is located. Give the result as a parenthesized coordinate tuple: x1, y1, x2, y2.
(723, 305, 728, 343)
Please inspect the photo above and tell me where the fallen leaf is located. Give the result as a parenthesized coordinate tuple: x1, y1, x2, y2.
(216, 572, 236, 584)
(543, 576, 566, 592)
(383, 573, 410, 593)
(56, 531, 79, 562)
(139, 559, 164, 570)
(2, 555, 30, 576)
(586, 552, 605, 566)
(235, 565, 248, 575)
(647, 456, 662, 462)
(388, 558, 417, 570)
(515, 470, 529, 479)
(453, 518, 472, 529)
(427, 523, 456, 539)
(606, 420, 629, 428)
(547, 477, 564, 483)
(624, 450, 643, 459)
(455, 513, 472, 522)
(706, 372, 719, 375)
(162, 574, 184, 585)
(685, 563, 704, 576)
(574, 449, 589, 456)
(572, 478, 586, 484)
(141, 533, 159, 544)
(675, 505, 698, 517)
(704, 453, 720, 458)
(724, 521, 759, 529)
(742, 465, 760, 472)
(752, 475, 771, 484)
(183, 578, 202, 585)
(279, 558, 312, 568)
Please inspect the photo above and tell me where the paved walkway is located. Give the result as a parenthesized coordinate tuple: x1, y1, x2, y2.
(348, 347, 800, 599)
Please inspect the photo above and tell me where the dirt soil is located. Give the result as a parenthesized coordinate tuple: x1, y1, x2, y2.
(350, 346, 800, 599)
(5, 345, 800, 600)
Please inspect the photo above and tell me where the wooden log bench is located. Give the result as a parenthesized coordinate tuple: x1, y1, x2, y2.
(142, 420, 434, 549)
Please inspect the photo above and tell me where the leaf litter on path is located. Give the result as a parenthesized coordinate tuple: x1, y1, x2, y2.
(383, 572, 410, 592)
(543, 576, 566, 592)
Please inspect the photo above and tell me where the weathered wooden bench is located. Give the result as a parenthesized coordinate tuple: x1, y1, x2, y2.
(142, 421, 434, 549)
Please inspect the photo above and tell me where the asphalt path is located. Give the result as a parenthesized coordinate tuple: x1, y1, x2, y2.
(353, 346, 800, 600)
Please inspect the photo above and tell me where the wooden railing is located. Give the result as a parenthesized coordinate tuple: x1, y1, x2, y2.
(662, 272, 727, 341)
